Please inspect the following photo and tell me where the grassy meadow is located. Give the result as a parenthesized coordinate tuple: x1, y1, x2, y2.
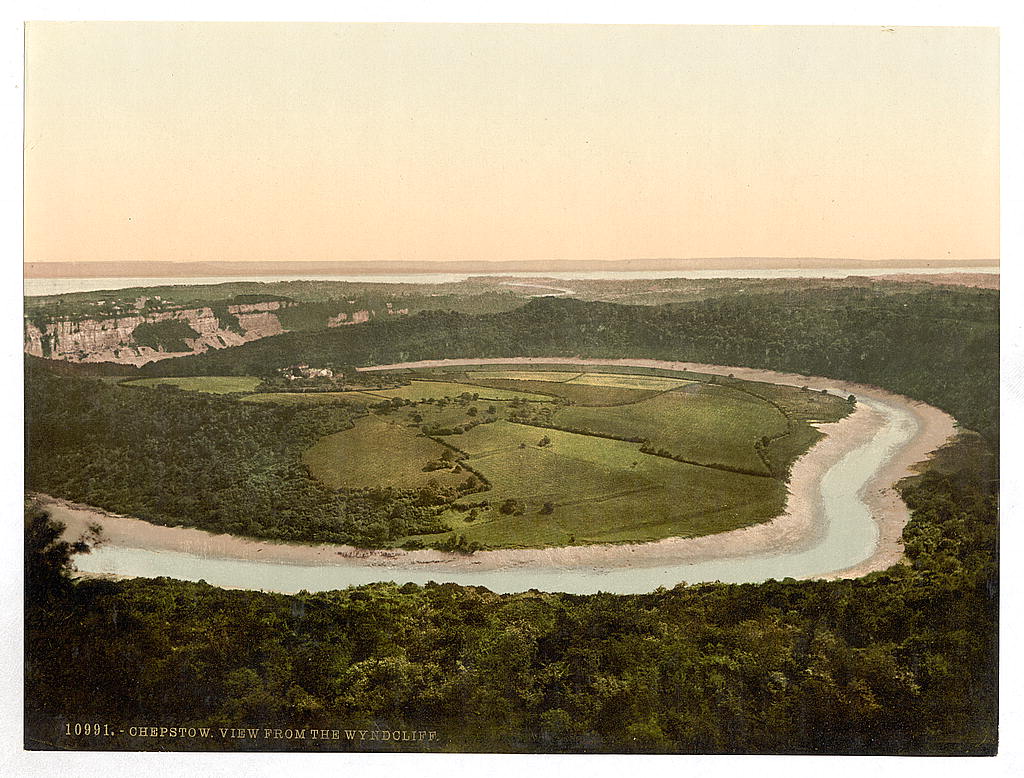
(428, 421, 784, 547)
(242, 390, 383, 405)
(466, 369, 582, 382)
(363, 380, 551, 402)
(552, 383, 788, 474)
(302, 415, 466, 491)
(119, 363, 850, 549)
(121, 375, 263, 394)
(461, 376, 662, 406)
(563, 372, 694, 390)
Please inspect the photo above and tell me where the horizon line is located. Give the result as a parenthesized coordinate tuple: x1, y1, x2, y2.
(24, 256, 1001, 280)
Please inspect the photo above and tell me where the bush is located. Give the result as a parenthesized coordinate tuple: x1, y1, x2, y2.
(499, 498, 524, 515)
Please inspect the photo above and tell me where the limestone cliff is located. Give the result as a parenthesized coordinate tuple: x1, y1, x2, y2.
(24, 300, 289, 366)
(25, 297, 415, 365)
(327, 309, 371, 327)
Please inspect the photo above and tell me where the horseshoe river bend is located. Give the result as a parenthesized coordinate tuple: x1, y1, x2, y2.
(47, 358, 957, 595)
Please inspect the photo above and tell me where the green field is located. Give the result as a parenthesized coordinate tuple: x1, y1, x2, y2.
(302, 415, 466, 490)
(564, 372, 694, 391)
(388, 400, 558, 430)
(242, 390, 383, 405)
(287, 365, 849, 549)
(460, 369, 693, 399)
(466, 370, 581, 382)
(127, 364, 850, 550)
(461, 377, 660, 406)
(734, 380, 852, 422)
(552, 383, 787, 474)
(365, 380, 551, 402)
(122, 376, 263, 394)
(425, 421, 784, 547)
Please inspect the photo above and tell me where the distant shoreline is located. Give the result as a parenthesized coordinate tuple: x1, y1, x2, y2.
(23, 266, 1000, 298)
(24, 257, 998, 280)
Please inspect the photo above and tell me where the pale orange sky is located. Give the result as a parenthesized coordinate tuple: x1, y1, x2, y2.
(24, 23, 999, 264)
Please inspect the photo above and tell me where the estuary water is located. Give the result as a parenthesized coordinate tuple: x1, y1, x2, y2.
(72, 393, 918, 595)
(24, 266, 998, 297)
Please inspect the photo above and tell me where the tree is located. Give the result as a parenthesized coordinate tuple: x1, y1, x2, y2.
(499, 498, 524, 515)
(416, 485, 442, 506)
(24, 503, 100, 604)
(540, 502, 554, 515)
(538, 436, 552, 447)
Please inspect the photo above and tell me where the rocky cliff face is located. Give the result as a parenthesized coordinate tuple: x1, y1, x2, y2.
(25, 298, 414, 365)
(327, 309, 371, 327)
(25, 300, 288, 365)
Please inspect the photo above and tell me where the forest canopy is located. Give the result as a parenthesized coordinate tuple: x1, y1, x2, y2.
(141, 287, 999, 444)
(25, 365, 449, 545)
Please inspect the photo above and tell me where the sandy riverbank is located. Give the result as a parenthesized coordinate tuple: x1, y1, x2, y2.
(44, 358, 956, 579)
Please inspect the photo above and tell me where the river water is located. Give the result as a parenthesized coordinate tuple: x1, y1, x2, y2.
(72, 389, 918, 595)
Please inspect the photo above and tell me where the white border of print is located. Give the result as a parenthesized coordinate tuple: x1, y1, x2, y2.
(1, 3, 1020, 778)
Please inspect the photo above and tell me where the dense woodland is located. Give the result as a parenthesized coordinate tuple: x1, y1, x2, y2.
(24, 281, 529, 323)
(142, 287, 999, 443)
(24, 366, 448, 545)
(24, 284, 999, 753)
(24, 443, 997, 753)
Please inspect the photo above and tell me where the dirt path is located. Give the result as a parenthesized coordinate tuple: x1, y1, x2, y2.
(44, 358, 956, 579)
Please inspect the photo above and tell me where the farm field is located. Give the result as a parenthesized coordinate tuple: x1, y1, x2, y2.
(466, 370, 581, 382)
(563, 372, 694, 390)
(241, 391, 383, 405)
(460, 377, 660, 406)
(428, 421, 784, 547)
(389, 400, 559, 430)
(302, 415, 466, 491)
(417, 362, 709, 381)
(364, 380, 551, 402)
(124, 364, 850, 550)
(734, 380, 852, 422)
(121, 375, 263, 394)
(552, 383, 788, 474)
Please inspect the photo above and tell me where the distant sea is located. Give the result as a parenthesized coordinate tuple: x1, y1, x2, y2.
(23, 266, 1000, 297)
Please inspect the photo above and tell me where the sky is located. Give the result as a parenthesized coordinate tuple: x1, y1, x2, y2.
(24, 23, 999, 264)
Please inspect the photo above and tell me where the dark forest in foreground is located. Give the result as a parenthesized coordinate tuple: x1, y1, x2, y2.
(24, 444, 998, 754)
(24, 284, 998, 754)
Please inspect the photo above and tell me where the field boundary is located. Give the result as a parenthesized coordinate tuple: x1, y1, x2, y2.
(447, 376, 675, 407)
(503, 417, 777, 479)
